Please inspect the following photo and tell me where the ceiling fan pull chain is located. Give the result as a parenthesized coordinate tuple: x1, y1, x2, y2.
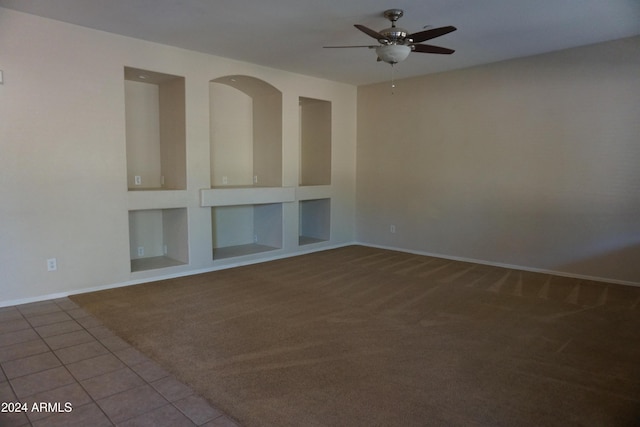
(391, 63, 396, 94)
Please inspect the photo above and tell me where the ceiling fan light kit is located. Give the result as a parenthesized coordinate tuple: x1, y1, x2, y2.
(376, 45, 411, 64)
(325, 8, 456, 65)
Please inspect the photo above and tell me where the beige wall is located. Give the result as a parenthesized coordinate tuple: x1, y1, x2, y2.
(0, 8, 357, 305)
(357, 36, 640, 285)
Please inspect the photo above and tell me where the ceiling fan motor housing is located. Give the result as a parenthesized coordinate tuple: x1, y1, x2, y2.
(380, 9, 409, 44)
(379, 27, 409, 44)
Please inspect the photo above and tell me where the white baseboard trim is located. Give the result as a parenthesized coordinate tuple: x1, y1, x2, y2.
(2, 240, 637, 308)
(357, 241, 640, 288)
(0, 242, 352, 308)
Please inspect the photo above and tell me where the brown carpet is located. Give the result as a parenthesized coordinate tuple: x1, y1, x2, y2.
(71, 245, 640, 426)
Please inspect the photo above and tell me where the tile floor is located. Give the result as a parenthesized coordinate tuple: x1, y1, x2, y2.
(0, 298, 240, 426)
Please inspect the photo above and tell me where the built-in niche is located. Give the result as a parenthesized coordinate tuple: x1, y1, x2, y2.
(124, 67, 186, 190)
(209, 75, 282, 188)
(299, 198, 331, 245)
(128, 208, 189, 272)
(299, 97, 331, 186)
(211, 203, 282, 259)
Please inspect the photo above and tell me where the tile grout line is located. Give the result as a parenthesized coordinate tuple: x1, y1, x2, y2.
(49, 299, 179, 426)
(2, 298, 238, 426)
(20, 299, 116, 426)
(52, 298, 215, 426)
(49, 298, 120, 426)
(1, 307, 40, 427)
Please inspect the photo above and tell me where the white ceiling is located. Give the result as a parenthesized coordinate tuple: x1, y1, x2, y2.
(2, 0, 639, 85)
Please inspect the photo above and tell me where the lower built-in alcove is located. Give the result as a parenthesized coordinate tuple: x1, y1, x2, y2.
(128, 208, 189, 272)
(299, 198, 331, 245)
(212, 203, 283, 260)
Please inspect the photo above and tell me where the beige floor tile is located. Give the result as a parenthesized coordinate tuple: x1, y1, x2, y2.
(2, 351, 61, 379)
(66, 353, 126, 381)
(54, 340, 109, 364)
(81, 367, 145, 400)
(1, 298, 240, 426)
(10, 366, 76, 398)
(97, 384, 168, 423)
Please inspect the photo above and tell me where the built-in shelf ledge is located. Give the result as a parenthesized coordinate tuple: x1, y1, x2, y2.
(128, 187, 184, 191)
(201, 187, 295, 207)
(131, 256, 186, 272)
(299, 236, 327, 246)
(213, 243, 279, 260)
(296, 185, 332, 201)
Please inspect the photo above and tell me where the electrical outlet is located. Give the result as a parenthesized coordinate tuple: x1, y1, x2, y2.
(137, 246, 144, 257)
(134, 176, 142, 186)
(390, 224, 396, 233)
(163, 245, 168, 255)
(253, 175, 258, 184)
(253, 235, 258, 243)
(47, 258, 57, 271)
(222, 176, 228, 185)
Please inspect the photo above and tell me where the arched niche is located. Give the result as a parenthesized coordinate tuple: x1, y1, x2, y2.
(209, 75, 283, 187)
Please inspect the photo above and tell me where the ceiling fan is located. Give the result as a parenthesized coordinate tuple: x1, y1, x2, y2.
(324, 9, 456, 65)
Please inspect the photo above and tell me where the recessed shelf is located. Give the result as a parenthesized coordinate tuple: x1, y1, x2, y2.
(299, 199, 331, 245)
(212, 203, 282, 260)
(125, 67, 186, 191)
(131, 256, 185, 272)
(213, 243, 278, 260)
(209, 75, 282, 188)
(299, 97, 331, 186)
(129, 208, 188, 272)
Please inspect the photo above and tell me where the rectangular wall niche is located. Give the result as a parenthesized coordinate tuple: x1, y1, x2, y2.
(299, 97, 331, 186)
(125, 67, 186, 190)
(211, 203, 283, 259)
(299, 198, 331, 245)
(128, 208, 189, 272)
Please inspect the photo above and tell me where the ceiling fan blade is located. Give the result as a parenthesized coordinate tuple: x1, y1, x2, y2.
(408, 26, 456, 43)
(323, 45, 378, 49)
(412, 44, 455, 54)
(354, 24, 389, 42)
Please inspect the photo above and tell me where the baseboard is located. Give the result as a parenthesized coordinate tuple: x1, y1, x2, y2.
(3, 240, 637, 308)
(357, 242, 640, 288)
(0, 242, 353, 308)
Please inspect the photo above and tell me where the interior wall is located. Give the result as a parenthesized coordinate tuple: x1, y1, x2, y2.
(0, 7, 357, 305)
(356, 36, 640, 285)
